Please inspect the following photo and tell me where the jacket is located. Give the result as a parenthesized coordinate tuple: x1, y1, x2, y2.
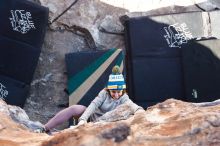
(79, 89, 142, 122)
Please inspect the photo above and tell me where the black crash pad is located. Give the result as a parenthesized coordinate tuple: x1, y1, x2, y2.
(123, 11, 220, 108)
(0, 0, 48, 107)
(125, 46, 184, 107)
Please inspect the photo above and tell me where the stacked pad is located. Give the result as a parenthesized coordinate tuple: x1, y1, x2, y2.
(0, 0, 48, 107)
(65, 48, 124, 106)
(181, 39, 220, 102)
(123, 11, 220, 107)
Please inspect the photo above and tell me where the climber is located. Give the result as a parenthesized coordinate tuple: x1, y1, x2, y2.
(37, 65, 144, 133)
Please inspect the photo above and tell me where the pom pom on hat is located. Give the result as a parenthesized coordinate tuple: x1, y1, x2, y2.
(107, 65, 126, 90)
(112, 65, 121, 75)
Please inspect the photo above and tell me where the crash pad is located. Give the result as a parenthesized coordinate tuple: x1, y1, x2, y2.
(0, 0, 48, 107)
(65, 48, 125, 106)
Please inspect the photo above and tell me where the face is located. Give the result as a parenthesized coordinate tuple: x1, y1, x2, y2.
(109, 90, 123, 99)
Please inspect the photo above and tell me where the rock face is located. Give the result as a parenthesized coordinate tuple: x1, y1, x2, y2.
(1, 98, 220, 146)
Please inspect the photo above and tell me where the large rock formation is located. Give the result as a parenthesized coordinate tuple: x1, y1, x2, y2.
(1, 98, 220, 146)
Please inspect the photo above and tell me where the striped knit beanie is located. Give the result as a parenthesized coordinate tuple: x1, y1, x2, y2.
(107, 65, 126, 90)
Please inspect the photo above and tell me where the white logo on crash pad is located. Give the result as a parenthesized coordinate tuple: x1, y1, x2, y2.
(164, 23, 193, 48)
(9, 10, 35, 34)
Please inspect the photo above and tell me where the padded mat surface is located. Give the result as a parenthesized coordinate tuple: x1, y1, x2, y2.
(0, 35, 41, 84)
(181, 39, 220, 102)
(0, 75, 29, 107)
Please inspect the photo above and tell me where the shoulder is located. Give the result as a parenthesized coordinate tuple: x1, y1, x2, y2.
(98, 89, 108, 96)
(97, 89, 110, 99)
(121, 93, 129, 98)
(119, 93, 130, 102)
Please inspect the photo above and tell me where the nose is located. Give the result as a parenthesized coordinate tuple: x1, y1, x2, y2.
(114, 92, 119, 98)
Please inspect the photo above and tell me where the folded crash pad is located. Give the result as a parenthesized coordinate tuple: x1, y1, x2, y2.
(0, 0, 48, 107)
(65, 48, 124, 106)
(123, 13, 206, 107)
(181, 39, 220, 102)
(0, 0, 49, 48)
(123, 11, 220, 108)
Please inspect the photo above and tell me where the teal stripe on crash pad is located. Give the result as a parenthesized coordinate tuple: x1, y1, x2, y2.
(67, 48, 117, 94)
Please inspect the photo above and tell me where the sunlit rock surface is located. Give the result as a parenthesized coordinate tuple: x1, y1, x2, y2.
(1, 99, 220, 146)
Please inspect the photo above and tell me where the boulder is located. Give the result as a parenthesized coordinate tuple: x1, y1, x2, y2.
(1, 98, 220, 146)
